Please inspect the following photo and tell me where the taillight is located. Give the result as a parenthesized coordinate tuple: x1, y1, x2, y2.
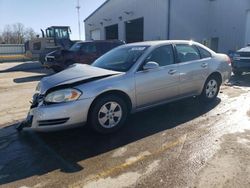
(226, 55, 232, 65)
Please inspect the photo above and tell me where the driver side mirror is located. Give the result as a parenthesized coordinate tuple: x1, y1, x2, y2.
(143, 61, 159, 71)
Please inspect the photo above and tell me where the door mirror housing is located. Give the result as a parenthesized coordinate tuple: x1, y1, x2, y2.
(143, 61, 159, 71)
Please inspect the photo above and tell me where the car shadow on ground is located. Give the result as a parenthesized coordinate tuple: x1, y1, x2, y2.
(0, 61, 52, 74)
(228, 73, 250, 87)
(0, 97, 221, 185)
(13, 75, 49, 83)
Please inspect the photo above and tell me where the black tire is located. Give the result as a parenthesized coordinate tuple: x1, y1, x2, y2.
(89, 95, 128, 134)
(233, 70, 243, 76)
(15, 122, 24, 132)
(200, 75, 221, 102)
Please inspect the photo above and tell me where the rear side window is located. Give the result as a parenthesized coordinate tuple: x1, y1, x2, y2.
(196, 46, 212, 59)
(81, 43, 97, 53)
(175, 44, 200, 63)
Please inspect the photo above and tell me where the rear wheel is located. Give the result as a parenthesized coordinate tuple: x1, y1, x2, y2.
(200, 75, 221, 102)
(89, 95, 128, 134)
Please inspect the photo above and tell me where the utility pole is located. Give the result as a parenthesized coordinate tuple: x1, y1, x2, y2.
(76, 0, 81, 40)
(167, 0, 171, 40)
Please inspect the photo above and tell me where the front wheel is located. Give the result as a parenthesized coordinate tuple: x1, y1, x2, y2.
(89, 95, 128, 134)
(200, 76, 221, 102)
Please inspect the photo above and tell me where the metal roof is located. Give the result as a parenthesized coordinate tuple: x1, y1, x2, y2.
(84, 0, 110, 22)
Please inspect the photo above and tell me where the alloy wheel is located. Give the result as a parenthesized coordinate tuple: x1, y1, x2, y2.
(205, 79, 218, 98)
(98, 101, 123, 128)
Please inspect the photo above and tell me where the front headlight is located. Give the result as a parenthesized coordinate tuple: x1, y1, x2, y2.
(36, 82, 41, 92)
(45, 88, 82, 103)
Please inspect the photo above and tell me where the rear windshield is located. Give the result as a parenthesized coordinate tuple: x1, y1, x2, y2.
(92, 46, 148, 72)
(97, 42, 124, 54)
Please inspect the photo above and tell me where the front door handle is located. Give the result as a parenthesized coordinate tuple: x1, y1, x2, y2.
(201, 63, 208, 68)
(168, 69, 177, 75)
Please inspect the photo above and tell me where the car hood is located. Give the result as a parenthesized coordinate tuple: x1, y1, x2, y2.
(237, 47, 250, 52)
(39, 64, 121, 94)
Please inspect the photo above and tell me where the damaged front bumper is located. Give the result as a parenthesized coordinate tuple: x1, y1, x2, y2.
(19, 94, 94, 132)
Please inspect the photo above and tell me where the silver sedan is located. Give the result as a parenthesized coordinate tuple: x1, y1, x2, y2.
(18, 40, 232, 133)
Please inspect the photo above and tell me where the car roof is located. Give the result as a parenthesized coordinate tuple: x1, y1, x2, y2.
(76, 40, 124, 44)
(124, 40, 199, 46)
(121, 40, 215, 55)
(237, 46, 250, 52)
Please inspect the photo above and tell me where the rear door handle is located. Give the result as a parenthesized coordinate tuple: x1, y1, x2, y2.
(201, 63, 208, 68)
(168, 69, 177, 75)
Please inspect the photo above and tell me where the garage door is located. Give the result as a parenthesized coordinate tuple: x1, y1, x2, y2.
(125, 18, 144, 43)
(90, 29, 101, 40)
(245, 11, 250, 45)
(105, 24, 118, 40)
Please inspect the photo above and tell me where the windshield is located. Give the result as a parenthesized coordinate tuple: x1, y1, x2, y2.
(92, 46, 148, 72)
(46, 28, 69, 39)
(54, 28, 69, 39)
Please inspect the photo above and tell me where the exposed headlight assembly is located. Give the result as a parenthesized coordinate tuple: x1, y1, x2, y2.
(36, 82, 41, 92)
(45, 88, 82, 103)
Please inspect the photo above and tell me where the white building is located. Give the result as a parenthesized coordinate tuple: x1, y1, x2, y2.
(84, 0, 250, 53)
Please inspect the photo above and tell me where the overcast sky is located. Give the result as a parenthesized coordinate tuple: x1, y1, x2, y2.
(0, 0, 106, 40)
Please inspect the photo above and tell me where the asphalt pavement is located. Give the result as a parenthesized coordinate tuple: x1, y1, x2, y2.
(0, 62, 250, 188)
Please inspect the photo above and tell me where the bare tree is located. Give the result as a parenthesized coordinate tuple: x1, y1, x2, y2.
(12, 23, 25, 44)
(2, 25, 13, 44)
(24, 27, 36, 41)
(0, 35, 3, 44)
(0, 23, 37, 44)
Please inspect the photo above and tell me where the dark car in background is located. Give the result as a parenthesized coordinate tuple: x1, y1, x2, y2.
(232, 45, 250, 76)
(44, 40, 125, 72)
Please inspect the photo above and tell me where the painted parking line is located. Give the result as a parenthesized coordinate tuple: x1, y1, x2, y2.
(0, 55, 31, 62)
(70, 134, 187, 188)
(0, 55, 26, 59)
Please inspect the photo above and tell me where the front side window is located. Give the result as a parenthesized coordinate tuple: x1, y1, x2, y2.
(46, 29, 54, 37)
(92, 46, 148, 72)
(176, 44, 200, 63)
(145, 45, 174, 67)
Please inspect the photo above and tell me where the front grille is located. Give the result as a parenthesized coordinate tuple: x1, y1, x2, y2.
(234, 59, 250, 63)
(238, 52, 250, 57)
(38, 118, 70, 126)
(47, 57, 55, 62)
(46, 56, 55, 62)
